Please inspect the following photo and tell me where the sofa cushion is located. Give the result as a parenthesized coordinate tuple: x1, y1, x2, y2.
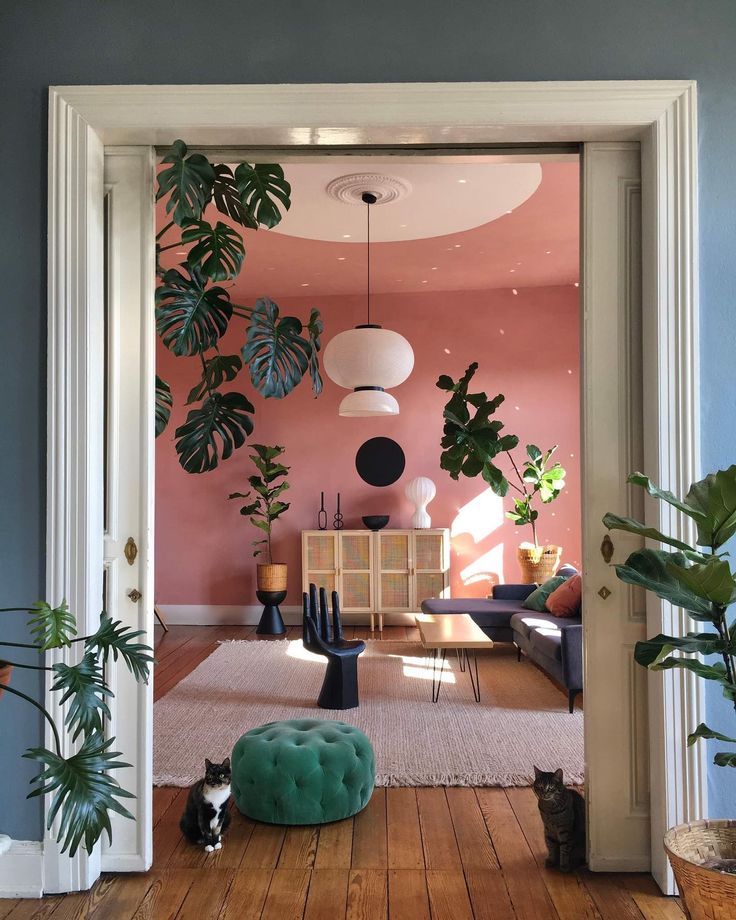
(420, 597, 524, 630)
(529, 627, 563, 661)
(510, 610, 565, 639)
(522, 576, 567, 612)
(546, 574, 583, 618)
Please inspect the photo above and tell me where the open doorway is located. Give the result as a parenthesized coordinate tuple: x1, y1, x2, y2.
(151, 151, 586, 793)
(44, 79, 700, 903)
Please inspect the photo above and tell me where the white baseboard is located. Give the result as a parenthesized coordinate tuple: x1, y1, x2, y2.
(156, 604, 420, 628)
(0, 840, 44, 898)
(588, 853, 650, 872)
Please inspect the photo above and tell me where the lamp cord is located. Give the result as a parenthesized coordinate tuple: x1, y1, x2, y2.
(367, 196, 371, 325)
(362, 191, 376, 325)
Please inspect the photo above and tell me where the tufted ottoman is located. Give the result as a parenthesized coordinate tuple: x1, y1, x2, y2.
(231, 719, 375, 825)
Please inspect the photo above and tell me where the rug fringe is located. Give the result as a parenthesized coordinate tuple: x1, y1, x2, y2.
(154, 771, 585, 788)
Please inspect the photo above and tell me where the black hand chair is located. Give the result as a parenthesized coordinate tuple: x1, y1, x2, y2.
(303, 584, 365, 709)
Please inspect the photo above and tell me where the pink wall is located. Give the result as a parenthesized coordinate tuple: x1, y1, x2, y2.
(155, 285, 581, 605)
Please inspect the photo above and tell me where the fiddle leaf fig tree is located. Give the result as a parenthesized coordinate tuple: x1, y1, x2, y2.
(0, 603, 153, 857)
(155, 141, 322, 473)
(228, 444, 290, 564)
(603, 465, 736, 768)
(437, 363, 566, 546)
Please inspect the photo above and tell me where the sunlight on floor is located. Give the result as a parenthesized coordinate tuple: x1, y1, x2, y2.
(285, 639, 324, 663)
(386, 651, 458, 683)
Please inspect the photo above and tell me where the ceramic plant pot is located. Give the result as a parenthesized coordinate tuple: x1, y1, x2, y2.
(517, 544, 562, 583)
(257, 563, 288, 593)
(664, 820, 736, 919)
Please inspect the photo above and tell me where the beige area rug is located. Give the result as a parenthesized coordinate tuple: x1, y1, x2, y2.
(153, 640, 584, 788)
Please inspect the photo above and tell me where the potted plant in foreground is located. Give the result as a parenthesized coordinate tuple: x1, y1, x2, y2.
(437, 362, 567, 581)
(604, 465, 736, 918)
(0, 601, 152, 857)
(229, 444, 291, 594)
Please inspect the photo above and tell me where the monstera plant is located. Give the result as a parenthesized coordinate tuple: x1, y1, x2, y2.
(155, 140, 323, 473)
(0, 601, 153, 856)
(437, 363, 566, 579)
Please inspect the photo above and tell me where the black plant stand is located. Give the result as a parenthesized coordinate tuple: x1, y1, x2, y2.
(255, 589, 287, 636)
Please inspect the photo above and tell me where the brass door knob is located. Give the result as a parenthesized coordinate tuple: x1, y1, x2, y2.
(128, 588, 142, 603)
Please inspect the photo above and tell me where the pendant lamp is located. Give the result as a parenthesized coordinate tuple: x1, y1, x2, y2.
(324, 192, 414, 417)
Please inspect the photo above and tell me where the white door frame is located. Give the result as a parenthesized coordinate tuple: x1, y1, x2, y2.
(44, 81, 700, 894)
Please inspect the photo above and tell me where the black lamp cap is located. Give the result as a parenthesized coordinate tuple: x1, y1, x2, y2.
(361, 192, 378, 205)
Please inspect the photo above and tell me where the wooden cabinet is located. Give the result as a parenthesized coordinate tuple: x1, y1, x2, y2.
(301, 529, 450, 631)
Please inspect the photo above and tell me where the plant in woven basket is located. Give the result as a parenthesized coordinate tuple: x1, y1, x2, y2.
(0, 602, 153, 857)
(604, 466, 736, 769)
(155, 141, 323, 474)
(228, 444, 290, 566)
(436, 363, 566, 548)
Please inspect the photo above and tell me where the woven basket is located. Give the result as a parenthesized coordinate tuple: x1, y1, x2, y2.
(257, 563, 288, 592)
(517, 545, 562, 583)
(664, 820, 736, 919)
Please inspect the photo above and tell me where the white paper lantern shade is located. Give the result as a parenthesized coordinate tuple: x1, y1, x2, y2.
(405, 476, 437, 529)
(323, 324, 415, 418)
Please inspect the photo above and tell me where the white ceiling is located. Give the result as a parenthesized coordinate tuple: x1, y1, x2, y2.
(270, 162, 543, 243)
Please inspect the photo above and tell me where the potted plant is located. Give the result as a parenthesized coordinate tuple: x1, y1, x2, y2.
(437, 363, 567, 582)
(0, 600, 153, 857)
(604, 465, 736, 918)
(229, 444, 291, 593)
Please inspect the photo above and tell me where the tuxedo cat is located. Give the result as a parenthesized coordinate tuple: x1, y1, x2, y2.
(179, 757, 232, 852)
(532, 766, 586, 872)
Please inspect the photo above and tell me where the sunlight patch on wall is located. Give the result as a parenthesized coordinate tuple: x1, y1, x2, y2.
(460, 542, 505, 587)
(450, 488, 504, 543)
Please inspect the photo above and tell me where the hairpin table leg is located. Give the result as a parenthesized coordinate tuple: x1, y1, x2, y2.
(465, 649, 481, 702)
(431, 648, 447, 703)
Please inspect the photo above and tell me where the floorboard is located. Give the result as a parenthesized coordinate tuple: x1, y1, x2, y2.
(5, 625, 684, 919)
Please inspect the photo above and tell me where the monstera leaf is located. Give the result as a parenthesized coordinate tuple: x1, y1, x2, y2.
(51, 653, 112, 741)
(28, 600, 77, 650)
(25, 732, 135, 857)
(155, 376, 172, 437)
(85, 614, 154, 683)
(234, 163, 291, 229)
(182, 220, 245, 281)
(156, 266, 233, 356)
(211, 164, 258, 228)
(243, 298, 322, 399)
(305, 309, 324, 396)
(186, 354, 243, 404)
(156, 139, 215, 226)
(175, 391, 255, 473)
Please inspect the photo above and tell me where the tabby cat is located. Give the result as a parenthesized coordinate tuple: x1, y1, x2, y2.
(179, 757, 232, 852)
(532, 766, 586, 872)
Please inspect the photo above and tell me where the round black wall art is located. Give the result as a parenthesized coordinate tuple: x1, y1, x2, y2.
(355, 437, 406, 487)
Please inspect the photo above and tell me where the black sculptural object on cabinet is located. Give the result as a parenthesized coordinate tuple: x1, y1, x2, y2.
(303, 584, 365, 709)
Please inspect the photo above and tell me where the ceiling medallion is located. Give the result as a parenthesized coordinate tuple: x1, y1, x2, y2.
(325, 173, 412, 206)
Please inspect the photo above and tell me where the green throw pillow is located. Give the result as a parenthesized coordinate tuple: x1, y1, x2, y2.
(522, 576, 568, 612)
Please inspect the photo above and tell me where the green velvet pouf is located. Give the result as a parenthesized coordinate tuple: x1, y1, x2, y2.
(231, 719, 375, 825)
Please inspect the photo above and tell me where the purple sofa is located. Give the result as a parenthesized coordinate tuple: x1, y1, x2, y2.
(419, 565, 582, 712)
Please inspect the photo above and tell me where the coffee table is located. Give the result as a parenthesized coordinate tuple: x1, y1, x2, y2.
(415, 613, 494, 703)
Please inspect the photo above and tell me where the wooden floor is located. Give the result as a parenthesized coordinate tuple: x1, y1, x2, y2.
(2, 625, 685, 920)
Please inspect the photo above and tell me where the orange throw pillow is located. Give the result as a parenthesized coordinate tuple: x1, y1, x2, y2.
(546, 574, 582, 618)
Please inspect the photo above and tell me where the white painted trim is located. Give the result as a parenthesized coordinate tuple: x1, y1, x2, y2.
(45, 87, 105, 895)
(641, 83, 705, 891)
(46, 80, 700, 894)
(0, 841, 44, 899)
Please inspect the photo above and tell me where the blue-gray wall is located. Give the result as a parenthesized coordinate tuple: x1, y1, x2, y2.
(1, 0, 735, 840)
